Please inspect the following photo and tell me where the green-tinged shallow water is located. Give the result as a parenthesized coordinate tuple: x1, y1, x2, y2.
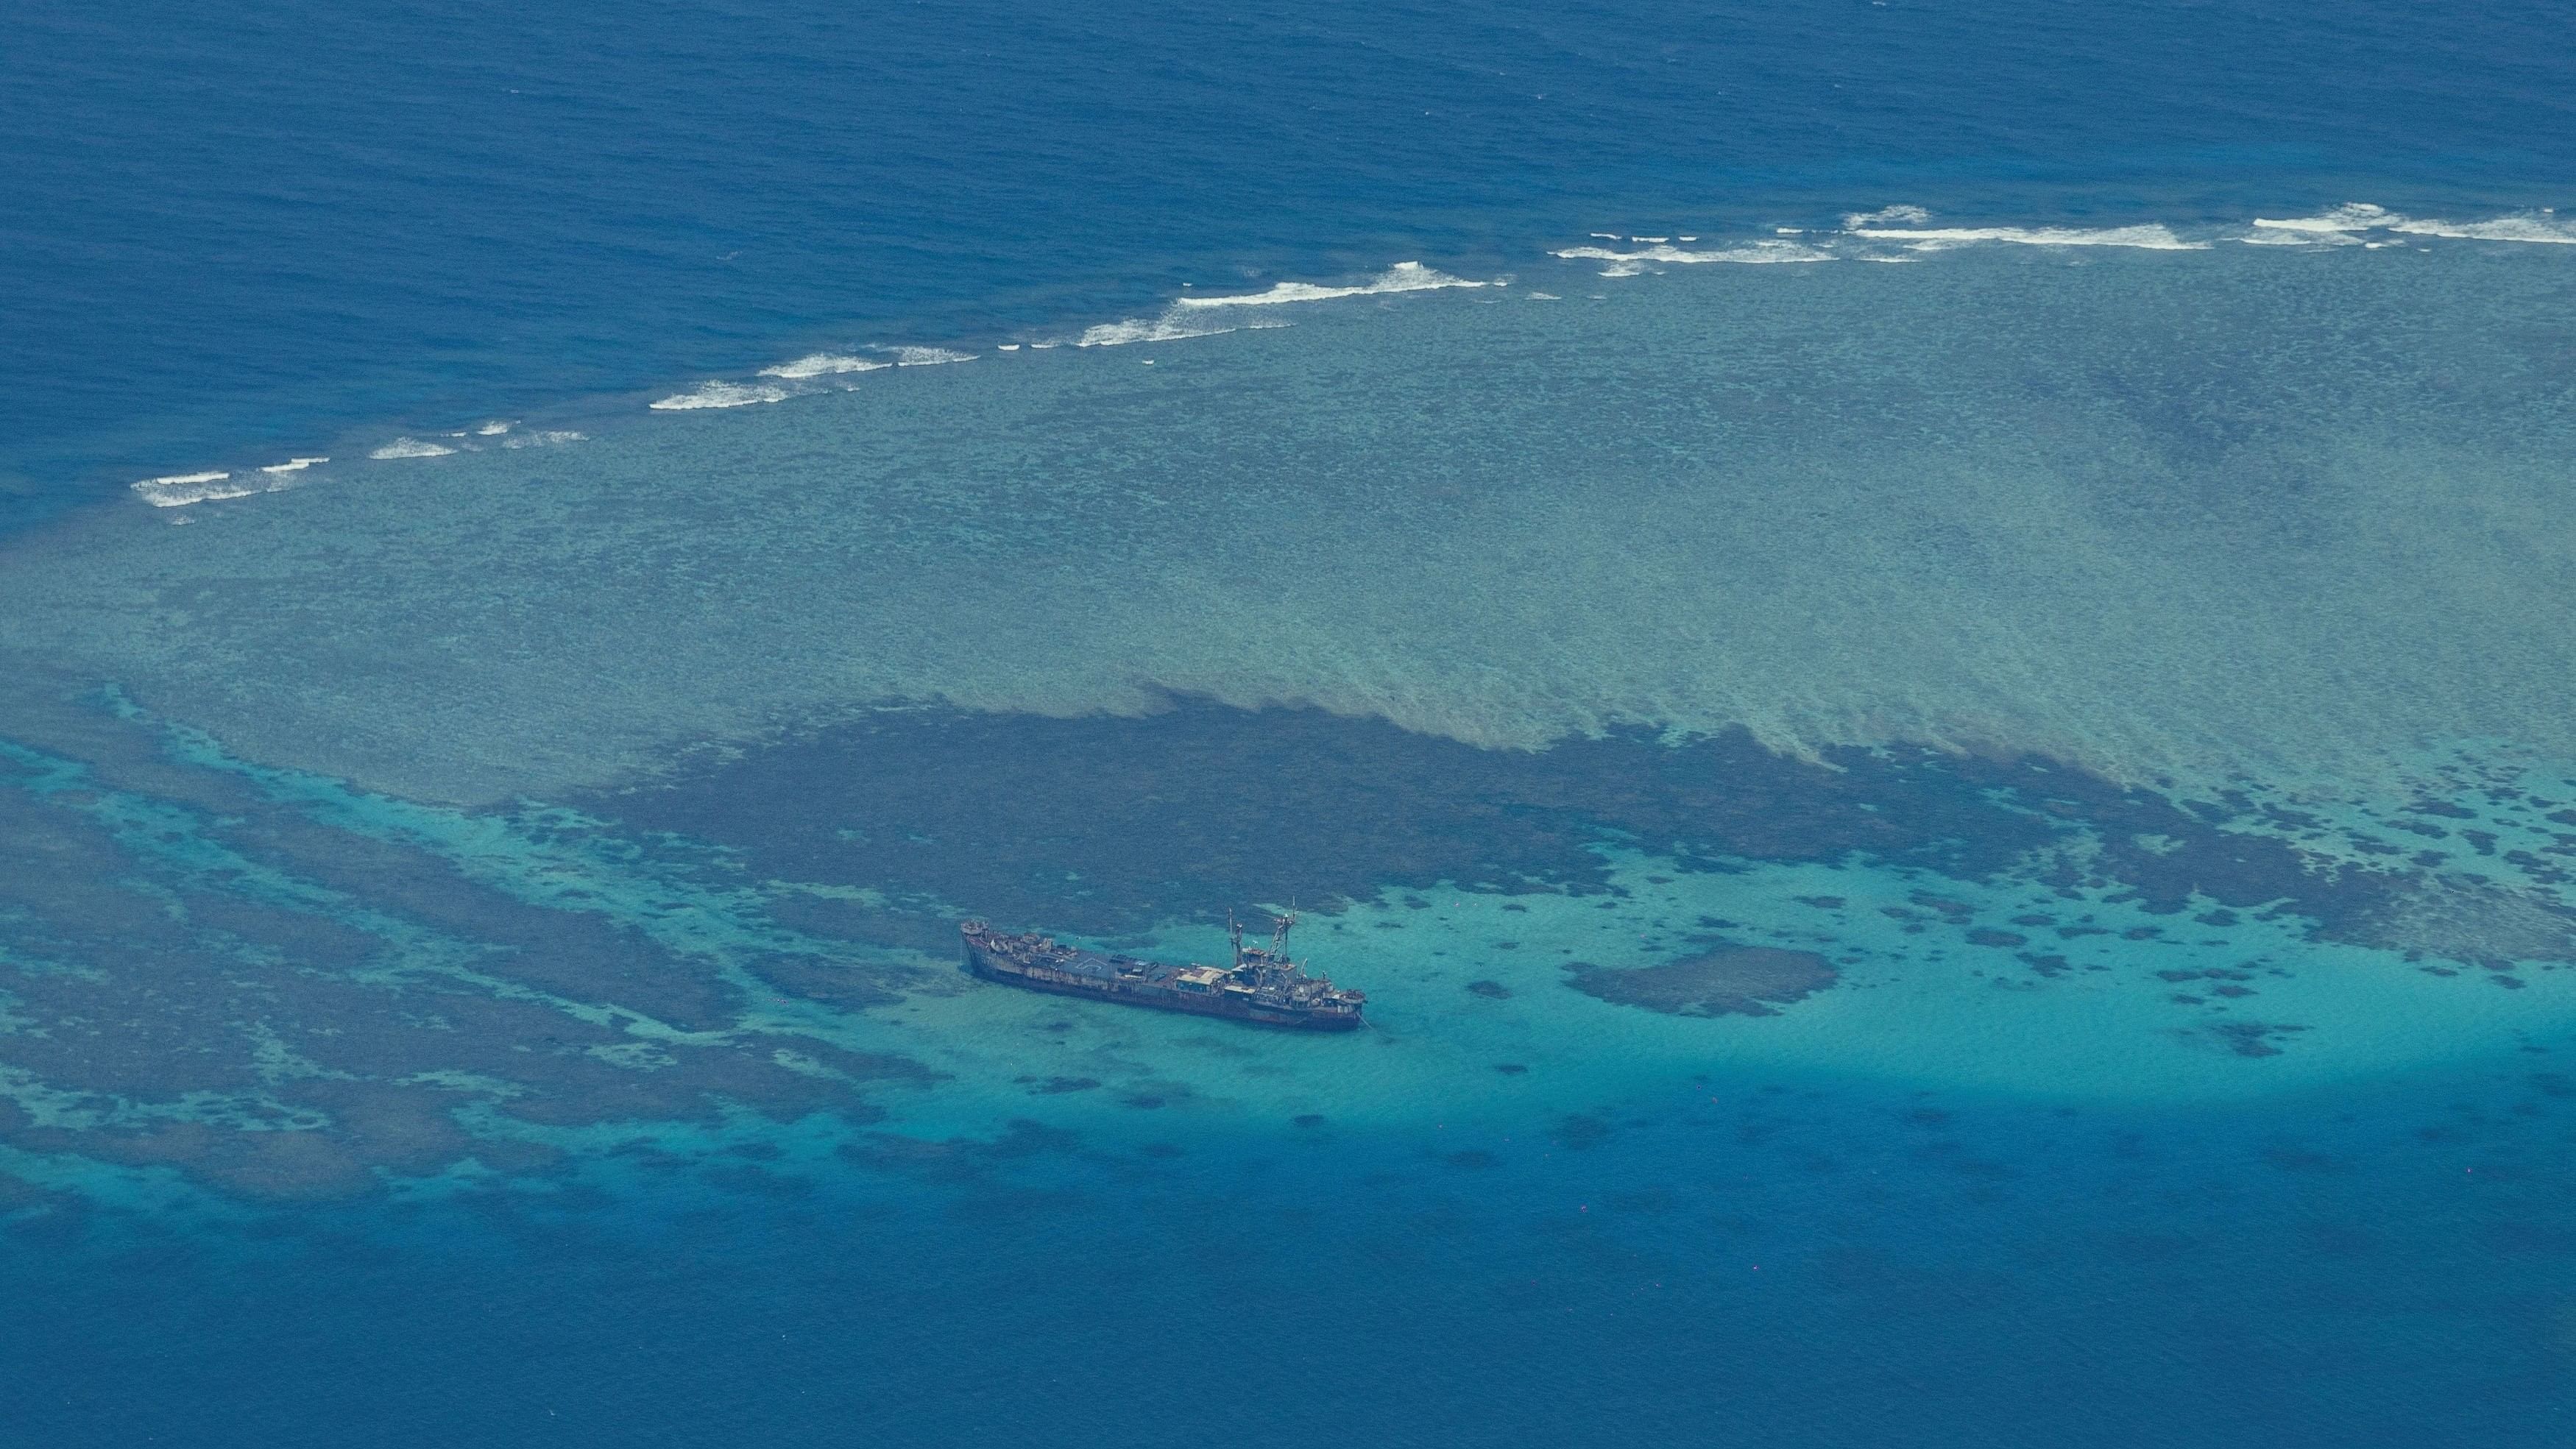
(8, 238, 2571, 808)
(6, 223, 2576, 1448)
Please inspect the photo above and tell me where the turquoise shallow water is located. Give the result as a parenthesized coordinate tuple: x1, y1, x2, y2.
(8, 209, 2575, 1171)
(6, 213, 2576, 1444)
(11, 222, 2569, 807)
(12, 1, 2576, 1441)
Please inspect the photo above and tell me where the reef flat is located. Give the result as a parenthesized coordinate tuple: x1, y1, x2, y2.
(6, 679, 2573, 1202)
(4, 244, 2571, 816)
(1565, 948, 1839, 1017)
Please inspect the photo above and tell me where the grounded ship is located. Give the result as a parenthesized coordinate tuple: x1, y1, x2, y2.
(960, 911, 1365, 1031)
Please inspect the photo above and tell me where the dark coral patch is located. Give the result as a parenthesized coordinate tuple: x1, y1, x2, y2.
(578, 702, 2070, 940)
(2261, 1142, 2345, 1174)
(2208, 1021, 2310, 1057)
(1552, 1113, 1612, 1150)
(1020, 1076, 1101, 1095)
(837, 1118, 1083, 1188)
(2, 662, 2555, 1205)
(0, 690, 930, 1201)
(0, 1169, 79, 1225)
(1465, 979, 1513, 999)
(1564, 945, 1836, 1018)
(570, 698, 2519, 975)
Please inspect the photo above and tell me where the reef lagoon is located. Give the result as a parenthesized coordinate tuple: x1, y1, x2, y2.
(7, 3, 2576, 1445)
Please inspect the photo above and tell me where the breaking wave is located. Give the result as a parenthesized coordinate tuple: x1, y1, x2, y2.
(1553, 241, 1833, 271)
(1075, 315, 1239, 348)
(369, 437, 459, 459)
(650, 381, 793, 411)
(1079, 263, 1485, 345)
(129, 471, 260, 508)
(1843, 205, 1933, 227)
(2251, 202, 2576, 246)
(759, 352, 892, 380)
(1844, 222, 2205, 251)
(1173, 261, 1485, 309)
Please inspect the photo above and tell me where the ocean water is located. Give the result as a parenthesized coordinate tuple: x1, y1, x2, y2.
(7, 3, 2576, 1445)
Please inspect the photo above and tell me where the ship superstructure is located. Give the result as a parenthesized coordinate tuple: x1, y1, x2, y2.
(960, 910, 1365, 1030)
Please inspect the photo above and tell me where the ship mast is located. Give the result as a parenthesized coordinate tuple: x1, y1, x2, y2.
(1228, 906, 1304, 985)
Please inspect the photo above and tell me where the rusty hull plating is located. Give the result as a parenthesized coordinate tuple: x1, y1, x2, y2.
(959, 910, 1365, 1030)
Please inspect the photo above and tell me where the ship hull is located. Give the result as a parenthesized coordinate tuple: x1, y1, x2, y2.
(965, 945, 1363, 1031)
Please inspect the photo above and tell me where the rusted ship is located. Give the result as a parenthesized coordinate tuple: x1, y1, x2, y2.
(960, 911, 1365, 1030)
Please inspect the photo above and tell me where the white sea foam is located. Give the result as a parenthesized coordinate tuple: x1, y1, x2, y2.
(133, 458, 337, 506)
(2400, 213, 2576, 244)
(2249, 204, 2406, 238)
(2252, 202, 2576, 246)
(369, 437, 460, 458)
(1075, 314, 1238, 348)
(887, 347, 977, 366)
(1554, 241, 1833, 269)
(475, 420, 514, 436)
(129, 471, 258, 508)
(1844, 205, 1933, 227)
(1172, 261, 1485, 308)
(1847, 223, 2206, 251)
(2237, 227, 2361, 247)
(759, 352, 891, 380)
(500, 430, 586, 449)
(648, 381, 793, 411)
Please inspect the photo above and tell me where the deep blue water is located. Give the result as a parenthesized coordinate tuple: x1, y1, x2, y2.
(14, 1063, 2576, 1448)
(8, 2, 2576, 1445)
(7, 0, 2573, 509)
